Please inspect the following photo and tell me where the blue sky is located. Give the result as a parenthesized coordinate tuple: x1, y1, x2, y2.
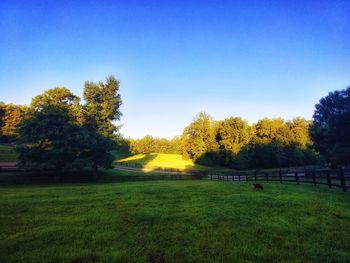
(1, 0, 349, 138)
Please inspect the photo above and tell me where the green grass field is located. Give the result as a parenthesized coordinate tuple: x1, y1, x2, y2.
(0, 144, 17, 161)
(116, 153, 210, 171)
(1, 170, 349, 263)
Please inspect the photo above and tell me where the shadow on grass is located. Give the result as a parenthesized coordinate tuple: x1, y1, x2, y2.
(0, 167, 205, 187)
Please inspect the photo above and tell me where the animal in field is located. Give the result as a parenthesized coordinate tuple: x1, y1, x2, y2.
(252, 183, 264, 191)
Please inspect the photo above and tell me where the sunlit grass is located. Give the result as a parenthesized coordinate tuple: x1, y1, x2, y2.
(116, 153, 209, 171)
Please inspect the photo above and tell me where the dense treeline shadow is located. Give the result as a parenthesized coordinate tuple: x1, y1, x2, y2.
(196, 141, 319, 170)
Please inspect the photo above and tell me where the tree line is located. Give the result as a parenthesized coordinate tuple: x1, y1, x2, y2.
(127, 135, 182, 154)
(124, 86, 350, 169)
(1, 79, 349, 171)
(181, 113, 317, 169)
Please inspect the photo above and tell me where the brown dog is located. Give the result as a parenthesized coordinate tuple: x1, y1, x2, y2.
(252, 183, 264, 191)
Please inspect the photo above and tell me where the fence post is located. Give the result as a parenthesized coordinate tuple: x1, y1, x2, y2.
(210, 174, 212, 180)
(326, 171, 332, 189)
(339, 168, 346, 192)
(312, 170, 317, 187)
(279, 169, 282, 183)
(254, 171, 257, 181)
(266, 172, 269, 182)
(295, 171, 299, 185)
(238, 174, 241, 182)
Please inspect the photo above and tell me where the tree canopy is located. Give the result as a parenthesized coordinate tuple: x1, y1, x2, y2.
(83, 76, 122, 139)
(310, 86, 350, 165)
(0, 103, 29, 142)
(15, 76, 121, 173)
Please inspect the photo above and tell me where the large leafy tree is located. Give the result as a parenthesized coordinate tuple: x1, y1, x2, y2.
(252, 118, 292, 144)
(83, 76, 122, 138)
(17, 105, 115, 172)
(310, 87, 350, 165)
(16, 77, 120, 173)
(181, 112, 219, 163)
(31, 87, 80, 110)
(17, 106, 85, 170)
(216, 117, 251, 166)
(287, 117, 311, 148)
(30, 87, 84, 124)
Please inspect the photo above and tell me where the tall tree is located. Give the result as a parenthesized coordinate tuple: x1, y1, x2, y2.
(17, 106, 85, 170)
(30, 87, 83, 124)
(181, 112, 219, 163)
(310, 86, 350, 165)
(287, 117, 311, 148)
(17, 105, 114, 172)
(83, 76, 122, 138)
(216, 117, 251, 166)
(252, 118, 292, 144)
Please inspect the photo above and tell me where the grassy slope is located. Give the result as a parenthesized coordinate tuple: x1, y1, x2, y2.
(0, 144, 17, 161)
(1, 175, 349, 263)
(116, 153, 210, 171)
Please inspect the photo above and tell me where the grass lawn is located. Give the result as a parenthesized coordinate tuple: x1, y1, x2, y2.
(115, 153, 210, 171)
(1, 172, 350, 263)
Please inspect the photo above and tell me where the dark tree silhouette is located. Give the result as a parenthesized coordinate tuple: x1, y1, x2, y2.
(310, 86, 350, 165)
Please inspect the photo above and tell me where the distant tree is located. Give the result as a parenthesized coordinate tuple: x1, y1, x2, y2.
(287, 117, 311, 148)
(252, 118, 291, 144)
(170, 136, 183, 154)
(83, 76, 122, 139)
(181, 112, 219, 164)
(310, 86, 350, 165)
(128, 135, 182, 154)
(0, 103, 4, 134)
(216, 117, 251, 166)
(0, 103, 29, 142)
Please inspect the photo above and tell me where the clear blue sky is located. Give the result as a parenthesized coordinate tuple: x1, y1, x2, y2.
(1, 0, 349, 138)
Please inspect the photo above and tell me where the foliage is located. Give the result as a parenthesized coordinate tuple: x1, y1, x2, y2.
(15, 76, 122, 172)
(83, 76, 122, 139)
(216, 117, 251, 167)
(310, 86, 350, 165)
(17, 105, 115, 171)
(181, 112, 219, 163)
(30, 87, 84, 124)
(128, 135, 182, 154)
(30, 87, 80, 110)
(0, 103, 29, 142)
(17, 106, 84, 170)
(181, 113, 316, 169)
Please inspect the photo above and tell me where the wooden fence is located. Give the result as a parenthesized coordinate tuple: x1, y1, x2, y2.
(208, 168, 350, 192)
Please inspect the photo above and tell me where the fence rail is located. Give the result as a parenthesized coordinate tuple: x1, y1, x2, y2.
(208, 168, 350, 192)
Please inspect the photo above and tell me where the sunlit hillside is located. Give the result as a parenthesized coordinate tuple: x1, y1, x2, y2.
(115, 153, 209, 171)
